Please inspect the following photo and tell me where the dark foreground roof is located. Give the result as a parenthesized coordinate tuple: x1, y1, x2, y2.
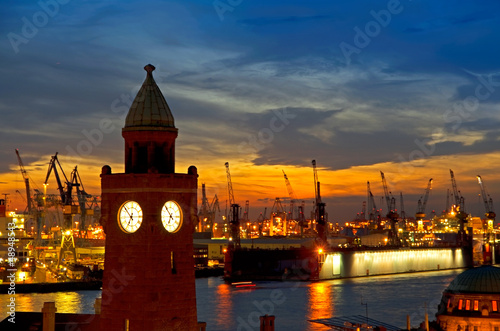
(0, 312, 100, 331)
(310, 315, 400, 331)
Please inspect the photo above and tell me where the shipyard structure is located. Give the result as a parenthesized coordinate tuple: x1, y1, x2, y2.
(221, 170, 497, 282)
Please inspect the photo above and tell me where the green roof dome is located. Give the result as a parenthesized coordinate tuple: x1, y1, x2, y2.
(446, 265, 500, 294)
(124, 64, 175, 130)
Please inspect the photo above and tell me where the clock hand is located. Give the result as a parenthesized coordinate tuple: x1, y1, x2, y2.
(123, 206, 133, 218)
(164, 206, 174, 224)
(165, 206, 173, 217)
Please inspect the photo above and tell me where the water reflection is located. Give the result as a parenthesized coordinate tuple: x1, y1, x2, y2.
(307, 281, 334, 330)
(2, 291, 100, 315)
(213, 283, 233, 330)
(0, 270, 464, 330)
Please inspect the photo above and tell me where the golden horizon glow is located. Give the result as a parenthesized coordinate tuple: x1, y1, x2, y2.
(2, 150, 500, 221)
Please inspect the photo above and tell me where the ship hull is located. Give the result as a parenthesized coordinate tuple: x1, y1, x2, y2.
(224, 246, 474, 282)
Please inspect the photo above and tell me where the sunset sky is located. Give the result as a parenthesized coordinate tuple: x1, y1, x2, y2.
(1, 0, 500, 222)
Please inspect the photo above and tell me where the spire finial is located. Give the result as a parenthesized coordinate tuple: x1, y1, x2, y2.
(144, 64, 155, 74)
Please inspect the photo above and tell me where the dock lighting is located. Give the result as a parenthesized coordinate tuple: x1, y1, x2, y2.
(65, 230, 71, 236)
(318, 248, 323, 254)
(223, 248, 227, 253)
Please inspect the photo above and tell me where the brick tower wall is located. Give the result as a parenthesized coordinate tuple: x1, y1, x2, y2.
(99, 169, 198, 331)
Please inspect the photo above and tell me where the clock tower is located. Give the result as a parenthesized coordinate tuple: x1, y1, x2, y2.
(99, 64, 199, 330)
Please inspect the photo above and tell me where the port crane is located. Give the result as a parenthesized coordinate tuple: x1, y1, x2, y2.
(449, 169, 465, 212)
(477, 175, 495, 264)
(283, 170, 306, 236)
(198, 183, 221, 233)
(225, 162, 240, 248)
(282, 170, 297, 219)
(415, 179, 432, 220)
(380, 171, 399, 246)
(45, 153, 79, 265)
(45, 153, 72, 210)
(270, 197, 287, 236)
(399, 192, 406, 221)
(366, 181, 381, 229)
(198, 183, 210, 232)
(242, 200, 250, 238)
(477, 175, 496, 221)
(312, 160, 327, 244)
(356, 201, 366, 221)
(449, 169, 468, 244)
(15, 149, 47, 261)
(256, 207, 267, 237)
(69, 166, 93, 234)
(15, 149, 33, 215)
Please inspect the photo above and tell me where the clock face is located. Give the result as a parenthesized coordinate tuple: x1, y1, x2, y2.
(118, 201, 143, 233)
(161, 201, 182, 233)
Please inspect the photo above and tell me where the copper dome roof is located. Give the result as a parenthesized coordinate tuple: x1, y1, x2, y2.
(124, 64, 175, 130)
(446, 265, 500, 294)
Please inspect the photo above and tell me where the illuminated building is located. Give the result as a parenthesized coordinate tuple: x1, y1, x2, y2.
(436, 265, 500, 330)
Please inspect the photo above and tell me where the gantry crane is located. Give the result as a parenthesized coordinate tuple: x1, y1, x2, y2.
(70, 166, 93, 234)
(45, 153, 72, 210)
(270, 197, 287, 236)
(380, 171, 399, 246)
(477, 175, 496, 221)
(449, 169, 468, 244)
(380, 171, 397, 215)
(45, 153, 78, 266)
(477, 175, 495, 264)
(399, 192, 406, 221)
(256, 207, 267, 237)
(210, 194, 220, 221)
(415, 178, 432, 231)
(282, 170, 297, 219)
(225, 162, 240, 248)
(367, 181, 381, 229)
(16, 149, 45, 251)
(198, 184, 221, 234)
(415, 178, 433, 220)
(449, 169, 465, 212)
(415, 178, 432, 220)
(312, 160, 327, 244)
(356, 201, 366, 221)
(198, 183, 211, 232)
(15, 149, 33, 215)
(283, 170, 306, 236)
(242, 200, 250, 238)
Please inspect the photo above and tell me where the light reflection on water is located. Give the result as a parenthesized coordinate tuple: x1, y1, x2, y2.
(0, 269, 464, 330)
(307, 281, 334, 330)
(7, 290, 100, 314)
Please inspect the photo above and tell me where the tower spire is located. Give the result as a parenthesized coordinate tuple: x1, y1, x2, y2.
(122, 64, 178, 174)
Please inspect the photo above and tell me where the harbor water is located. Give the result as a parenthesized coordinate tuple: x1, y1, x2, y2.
(1, 269, 465, 330)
